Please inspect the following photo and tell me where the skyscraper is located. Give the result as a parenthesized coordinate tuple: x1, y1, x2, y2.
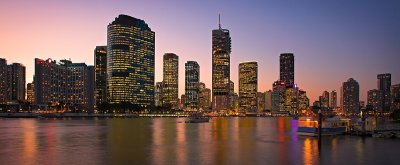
(298, 90, 310, 110)
(212, 15, 231, 112)
(341, 78, 360, 114)
(163, 53, 179, 107)
(377, 73, 391, 112)
(94, 46, 107, 105)
(280, 53, 294, 85)
(330, 90, 337, 108)
(185, 61, 200, 110)
(107, 14, 155, 108)
(0, 58, 9, 104)
(8, 63, 26, 102)
(273, 80, 286, 111)
(239, 62, 258, 112)
(155, 82, 163, 107)
(264, 90, 272, 111)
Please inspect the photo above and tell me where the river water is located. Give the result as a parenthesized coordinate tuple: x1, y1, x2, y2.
(0, 117, 398, 165)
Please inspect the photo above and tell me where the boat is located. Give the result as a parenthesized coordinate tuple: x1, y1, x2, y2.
(297, 116, 350, 136)
(185, 116, 210, 123)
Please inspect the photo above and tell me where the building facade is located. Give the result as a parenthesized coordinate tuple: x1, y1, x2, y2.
(163, 53, 179, 107)
(185, 61, 200, 110)
(239, 62, 258, 112)
(95, 46, 107, 105)
(377, 73, 391, 112)
(212, 17, 231, 112)
(391, 84, 400, 111)
(107, 15, 155, 108)
(298, 90, 310, 110)
(280, 53, 294, 85)
(155, 82, 163, 107)
(199, 82, 211, 111)
(330, 90, 337, 108)
(341, 78, 360, 114)
(0, 58, 9, 103)
(321, 91, 330, 109)
(27, 82, 35, 103)
(367, 89, 381, 112)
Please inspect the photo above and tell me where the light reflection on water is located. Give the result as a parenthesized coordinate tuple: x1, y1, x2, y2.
(0, 117, 399, 165)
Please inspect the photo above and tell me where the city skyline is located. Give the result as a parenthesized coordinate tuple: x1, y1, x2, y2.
(1, 1, 400, 102)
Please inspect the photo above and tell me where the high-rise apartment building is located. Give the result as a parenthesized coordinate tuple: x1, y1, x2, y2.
(341, 78, 360, 114)
(185, 61, 200, 110)
(239, 62, 258, 112)
(212, 15, 231, 112)
(280, 53, 294, 85)
(8, 63, 25, 102)
(284, 84, 299, 114)
(273, 80, 286, 111)
(95, 46, 107, 105)
(321, 91, 330, 109)
(163, 53, 179, 107)
(264, 90, 272, 111)
(107, 15, 155, 108)
(298, 90, 309, 110)
(377, 73, 391, 112)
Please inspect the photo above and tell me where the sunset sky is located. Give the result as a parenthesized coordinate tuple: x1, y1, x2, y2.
(1, 0, 399, 102)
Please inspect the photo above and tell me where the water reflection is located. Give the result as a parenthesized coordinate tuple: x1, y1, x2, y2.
(1, 117, 399, 165)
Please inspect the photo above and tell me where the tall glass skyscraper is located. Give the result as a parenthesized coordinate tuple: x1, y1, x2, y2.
(95, 46, 107, 105)
(212, 15, 231, 112)
(239, 62, 258, 112)
(185, 61, 200, 110)
(163, 53, 179, 107)
(107, 15, 155, 108)
(280, 53, 294, 85)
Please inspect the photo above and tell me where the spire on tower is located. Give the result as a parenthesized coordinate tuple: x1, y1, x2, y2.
(218, 13, 221, 29)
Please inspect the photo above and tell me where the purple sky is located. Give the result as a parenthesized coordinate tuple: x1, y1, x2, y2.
(0, 0, 399, 102)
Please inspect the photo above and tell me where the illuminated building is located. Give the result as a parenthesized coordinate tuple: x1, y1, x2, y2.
(284, 84, 299, 114)
(199, 82, 211, 110)
(273, 80, 286, 111)
(212, 15, 231, 112)
(27, 82, 35, 103)
(185, 61, 200, 110)
(0, 58, 9, 103)
(377, 73, 391, 112)
(229, 80, 235, 110)
(321, 91, 330, 109)
(163, 53, 179, 107)
(391, 84, 400, 111)
(35, 58, 68, 106)
(239, 62, 258, 113)
(95, 46, 107, 105)
(298, 90, 310, 110)
(107, 14, 155, 108)
(341, 78, 360, 114)
(180, 94, 185, 109)
(280, 53, 294, 85)
(8, 63, 26, 102)
(155, 82, 163, 107)
(330, 90, 337, 108)
(367, 89, 381, 112)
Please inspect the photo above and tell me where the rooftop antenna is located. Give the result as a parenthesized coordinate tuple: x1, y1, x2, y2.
(218, 13, 221, 29)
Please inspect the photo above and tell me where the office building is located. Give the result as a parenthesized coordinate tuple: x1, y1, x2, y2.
(107, 14, 155, 108)
(280, 53, 294, 85)
(298, 90, 309, 110)
(8, 63, 26, 102)
(212, 15, 231, 112)
(155, 82, 163, 107)
(330, 90, 337, 108)
(239, 62, 258, 112)
(199, 82, 211, 111)
(367, 89, 381, 112)
(163, 53, 179, 107)
(27, 82, 35, 103)
(185, 61, 200, 110)
(391, 84, 400, 111)
(95, 46, 107, 105)
(321, 91, 330, 109)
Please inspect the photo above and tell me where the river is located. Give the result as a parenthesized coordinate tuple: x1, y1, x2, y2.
(0, 117, 398, 165)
